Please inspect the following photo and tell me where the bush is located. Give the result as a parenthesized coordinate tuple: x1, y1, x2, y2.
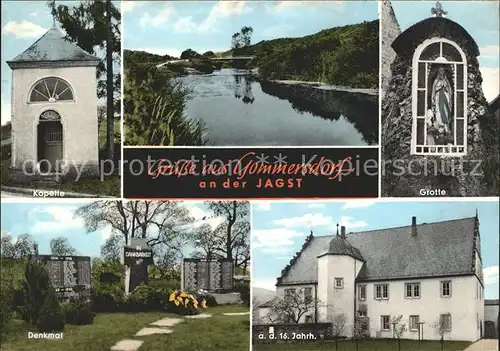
(234, 281, 250, 306)
(125, 284, 168, 312)
(0, 281, 13, 331)
(148, 279, 180, 292)
(37, 289, 65, 332)
(63, 293, 94, 325)
(91, 283, 125, 312)
(22, 260, 51, 325)
(166, 290, 207, 316)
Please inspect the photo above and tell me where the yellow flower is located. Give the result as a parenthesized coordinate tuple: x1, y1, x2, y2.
(193, 299, 199, 308)
(201, 299, 207, 308)
(169, 291, 176, 302)
(177, 296, 183, 303)
(180, 291, 189, 298)
(174, 299, 180, 306)
(184, 298, 189, 307)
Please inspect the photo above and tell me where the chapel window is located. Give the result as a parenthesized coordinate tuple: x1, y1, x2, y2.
(412, 39, 467, 156)
(29, 77, 74, 103)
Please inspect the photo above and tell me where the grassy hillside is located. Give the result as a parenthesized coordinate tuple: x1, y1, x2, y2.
(124, 50, 176, 67)
(245, 19, 379, 88)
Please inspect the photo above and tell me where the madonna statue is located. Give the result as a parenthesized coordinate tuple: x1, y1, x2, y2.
(431, 67, 453, 134)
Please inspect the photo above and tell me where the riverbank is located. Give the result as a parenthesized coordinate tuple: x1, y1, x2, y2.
(267, 79, 378, 96)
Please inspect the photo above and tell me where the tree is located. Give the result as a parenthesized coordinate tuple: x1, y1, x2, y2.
(202, 51, 216, 58)
(265, 289, 319, 324)
(36, 287, 65, 332)
(203, 201, 250, 271)
(180, 49, 200, 60)
(191, 223, 222, 261)
(151, 246, 181, 281)
(352, 318, 364, 351)
(22, 260, 51, 325)
(47, 0, 121, 161)
(100, 234, 123, 262)
(391, 315, 407, 351)
(329, 313, 347, 350)
(432, 316, 448, 351)
(76, 201, 194, 246)
(50, 237, 76, 256)
(231, 26, 254, 54)
(1, 233, 36, 259)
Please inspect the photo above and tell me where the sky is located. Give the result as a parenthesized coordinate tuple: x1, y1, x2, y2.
(391, 0, 499, 102)
(252, 200, 500, 299)
(123, 0, 378, 57)
(0, 0, 119, 125)
(0, 200, 226, 258)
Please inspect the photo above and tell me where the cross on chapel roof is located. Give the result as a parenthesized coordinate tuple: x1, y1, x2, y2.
(431, 1, 448, 18)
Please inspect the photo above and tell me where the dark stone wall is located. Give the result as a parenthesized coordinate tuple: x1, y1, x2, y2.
(382, 42, 499, 196)
(381, 0, 401, 97)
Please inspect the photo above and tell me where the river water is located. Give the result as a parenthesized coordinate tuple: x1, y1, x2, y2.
(179, 69, 378, 146)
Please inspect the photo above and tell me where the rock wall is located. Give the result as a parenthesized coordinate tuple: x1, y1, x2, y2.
(381, 0, 401, 98)
(382, 52, 499, 196)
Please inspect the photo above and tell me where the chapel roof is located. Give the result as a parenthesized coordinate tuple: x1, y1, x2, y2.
(7, 27, 100, 67)
(278, 217, 478, 285)
(391, 16, 480, 58)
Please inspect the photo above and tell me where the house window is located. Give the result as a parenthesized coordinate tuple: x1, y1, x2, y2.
(409, 315, 420, 331)
(29, 77, 74, 103)
(334, 278, 344, 289)
(440, 314, 452, 331)
(441, 281, 451, 298)
(405, 283, 421, 298)
(284, 288, 296, 298)
(358, 285, 366, 300)
(381, 315, 390, 331)
(358, 311, 367, 317)
(411, 38, 467, 156)
(375, 284, 389, 300)
(304, 287, 312, 304)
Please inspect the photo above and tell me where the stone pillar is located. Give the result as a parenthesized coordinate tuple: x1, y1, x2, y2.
(123, 238, 153, 295)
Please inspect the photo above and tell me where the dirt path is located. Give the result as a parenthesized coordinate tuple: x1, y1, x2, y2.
(463, 339, 499, 351)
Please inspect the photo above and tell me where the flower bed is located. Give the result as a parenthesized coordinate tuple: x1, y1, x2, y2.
(168, 290, 207, 315)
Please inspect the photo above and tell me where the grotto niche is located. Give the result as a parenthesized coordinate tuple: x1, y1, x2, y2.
(381, 1, 499, 197)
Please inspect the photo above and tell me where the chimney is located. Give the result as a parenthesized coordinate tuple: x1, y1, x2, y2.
(411, 216, 417, 237)
(341, 226, 346, 239)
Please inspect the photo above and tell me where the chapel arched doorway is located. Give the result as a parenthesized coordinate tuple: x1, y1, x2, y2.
(37, 110, 63, 173)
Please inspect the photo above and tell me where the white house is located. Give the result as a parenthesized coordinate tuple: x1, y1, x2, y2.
(257, 215, 484, 342)
(7, 26, 100, 179)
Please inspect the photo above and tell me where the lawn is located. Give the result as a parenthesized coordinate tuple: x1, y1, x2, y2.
(1, 305, 249, 351)
(253, 339, 471, 351)
(99, 119, 121, 146)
